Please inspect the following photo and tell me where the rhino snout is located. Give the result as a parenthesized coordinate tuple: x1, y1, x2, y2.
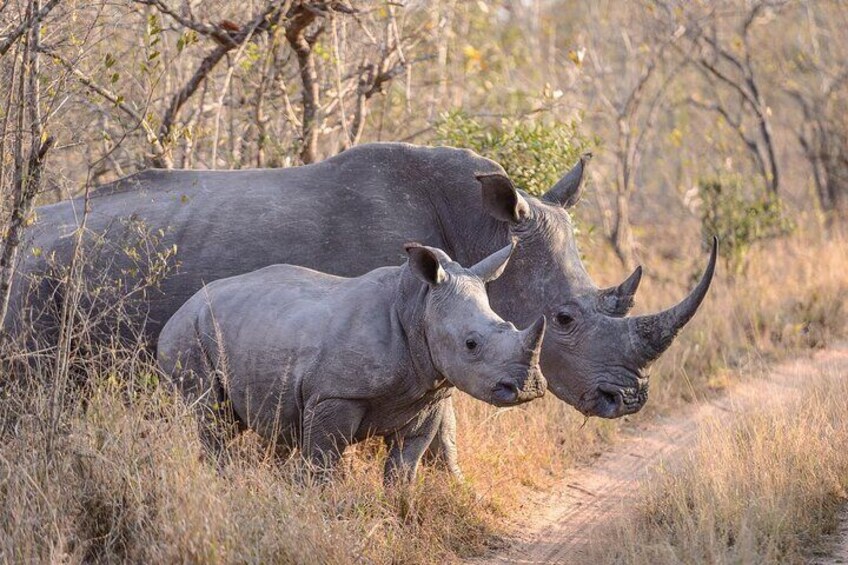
(491, 366, 547, 406)
(592, 379, 649, 418)
(492, 380, 520, 405)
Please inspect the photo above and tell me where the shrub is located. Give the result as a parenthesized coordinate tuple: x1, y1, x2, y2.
(697, 177, 794, 275)
(434, 110, 593, 197)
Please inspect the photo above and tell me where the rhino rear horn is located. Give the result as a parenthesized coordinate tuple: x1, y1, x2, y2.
(628, 237, 718, 363)
(599, 266, 643, 317)
(522, 316, 546, 363)
(542, 153, 592, 208)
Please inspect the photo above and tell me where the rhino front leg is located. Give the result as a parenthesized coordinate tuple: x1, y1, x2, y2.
(384, 403, 444, 485)
(421, 395, 464, 480)
(302, 398, 365, 476)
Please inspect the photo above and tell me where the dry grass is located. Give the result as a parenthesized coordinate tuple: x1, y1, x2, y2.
(0, 381, 494, 563)
(1, 223, 846, 563)
(590, 361, 848, 564)
(0, 358, 621, 562)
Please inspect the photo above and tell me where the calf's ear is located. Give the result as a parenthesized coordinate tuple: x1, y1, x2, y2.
(405, 243, 447, 286)
(469, 242, 514, 283)
(476, 173, 530, 223)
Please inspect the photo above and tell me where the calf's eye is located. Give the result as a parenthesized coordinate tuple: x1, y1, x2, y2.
(465, 339, 478, 350)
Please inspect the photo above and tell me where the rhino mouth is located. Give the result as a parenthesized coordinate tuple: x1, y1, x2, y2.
(583, 378, 649, 419)
(490, 367, 547, 407)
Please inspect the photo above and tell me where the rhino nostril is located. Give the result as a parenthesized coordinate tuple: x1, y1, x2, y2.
(592, 383, 647, 418)
(600, 389, 619, 406)
(493, 380, 519, 404)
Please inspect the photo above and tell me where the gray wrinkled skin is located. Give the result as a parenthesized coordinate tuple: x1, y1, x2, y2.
(9, 142, 715, 476)
(481, 174, 718, 419)
(157, 244, 546, 483)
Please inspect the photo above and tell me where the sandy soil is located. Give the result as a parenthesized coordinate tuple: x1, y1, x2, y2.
(471, 345, 848, 565)
(818, 506, 848, 565)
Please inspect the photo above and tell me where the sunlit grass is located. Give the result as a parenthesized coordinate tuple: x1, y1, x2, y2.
(589, 360, 848, 564)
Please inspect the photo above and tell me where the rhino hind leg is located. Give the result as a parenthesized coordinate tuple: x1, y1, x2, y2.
(166, 342, 245, 463)
(195, 376, 245, 463)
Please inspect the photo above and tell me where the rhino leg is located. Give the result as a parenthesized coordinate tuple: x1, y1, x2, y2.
(421, 396, 464, 480)
(195, 374, 244, 461)
(384, 401, 447, 485)
(165, 344, 244, 462)
(302, 398, 365, 476)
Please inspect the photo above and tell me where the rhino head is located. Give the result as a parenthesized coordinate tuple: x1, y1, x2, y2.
(404, 242, 547, 407)
(476, 156, 717, 418)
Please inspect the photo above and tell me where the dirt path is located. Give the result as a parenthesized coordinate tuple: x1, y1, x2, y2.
(819, 506, 848, 565)
(472, 345, 848, 565)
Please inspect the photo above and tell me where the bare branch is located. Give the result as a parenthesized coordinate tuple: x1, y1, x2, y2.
(42, 48, 168, 165)
(0, 0, 60, 58)
(156, 1, 287, 167)
(694, 54, 759, 111)
(134, 0, 234, 45)
(350, 53, 432, 145)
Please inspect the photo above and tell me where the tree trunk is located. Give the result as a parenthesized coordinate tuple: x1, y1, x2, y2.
(285, 7, 320, 164)
(610, 191, 635, 269)
(757, 107, 780, 195)
(0, 2, 54, 341)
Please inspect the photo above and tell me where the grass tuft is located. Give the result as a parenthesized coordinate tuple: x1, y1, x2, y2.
(591, 362, 848, 564)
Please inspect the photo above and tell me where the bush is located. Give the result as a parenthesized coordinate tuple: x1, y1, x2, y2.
(434, 110, 593, 197)
(698, 177, 794, 275)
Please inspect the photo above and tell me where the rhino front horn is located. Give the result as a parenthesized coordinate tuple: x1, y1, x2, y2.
(522, 316, 547, 362)
(628, 237, 718, 363)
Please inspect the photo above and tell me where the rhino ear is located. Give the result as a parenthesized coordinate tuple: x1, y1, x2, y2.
(469, 242, 514, 283)
(542, 153, 592, 208)
(405, 243, 446, 286)
(477, 173, 530, 223)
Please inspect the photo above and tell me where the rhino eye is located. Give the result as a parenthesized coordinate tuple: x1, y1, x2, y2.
(465, 339, 478, 351)
(556, 313, 575, 327)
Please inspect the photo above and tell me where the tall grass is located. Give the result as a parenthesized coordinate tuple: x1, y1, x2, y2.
(590, 360, 848, 564)
(1, 224, 846, 562)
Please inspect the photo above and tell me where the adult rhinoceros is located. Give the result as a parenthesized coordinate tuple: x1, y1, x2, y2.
(8, 142, 715, 476)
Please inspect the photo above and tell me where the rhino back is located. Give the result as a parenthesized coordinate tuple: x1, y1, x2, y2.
(11, 143, 504, 342)
(172, 264, 412, 436)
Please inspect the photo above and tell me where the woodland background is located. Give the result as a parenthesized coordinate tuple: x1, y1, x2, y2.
(1, 1, 848, 563)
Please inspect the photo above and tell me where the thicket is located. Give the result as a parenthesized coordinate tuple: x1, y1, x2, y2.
(697, 177, 795, 275)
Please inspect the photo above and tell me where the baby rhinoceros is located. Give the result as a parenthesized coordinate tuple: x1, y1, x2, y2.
(157, 242, 547, 483)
